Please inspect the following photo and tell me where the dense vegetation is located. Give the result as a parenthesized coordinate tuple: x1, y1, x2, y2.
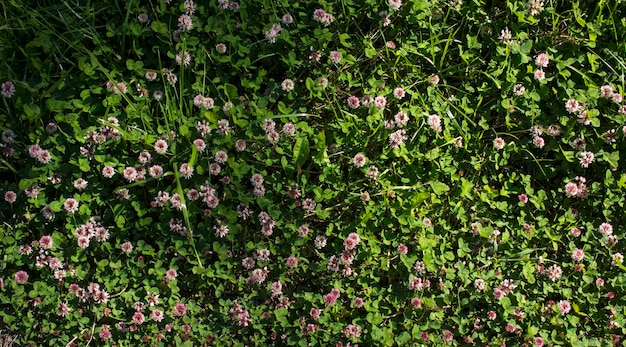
(1, 0, 626, 345)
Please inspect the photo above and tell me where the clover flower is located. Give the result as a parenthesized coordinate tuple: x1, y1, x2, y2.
(330, 50, 342, 64)
(571, 249, 584, 262)
(313, 9, 334, 26)
(389, 129, 407, 148)
(151, 309, 164, 322)
(121, 242, 133, 254)
(535, 53, 549, 67)
(164, 268, 178, 282)
(132, 312, 145, 325)
(528, 0, 545, 16)
(393, 87, 405, 99)
(286, 256, 298, 268)
(600, 85, 614, 98)
(154, 139, 168, 154)
(4, 191, 16, 203)
(173, 302, 187, 316)
(178, 14, 192, 31)
(39, 235, 53, 249)
(374, 96, 387, 110)
(58, 302, 71, 317)
(498, 28, 512, 44)
(1, 81, 15, 98)
(557, 300, 571, 315)
(282, 14, 293, 24)
(394, 111, 409, 127)
(353, 153, 367, 168)
(14, 270, 29, 284)
(532, 136, 545, 148)
(265, 23, 282, 43)
(599, 222, 613, 235)
(175, 51, 191, 66)
(345, 96, 360, 109)
(281, 78, 294, 92)
(215, 43, 227, 54)
(493, 137, 505, 150)
(64, 198, 79, 213)
(388, 0, 402, 10)
(428, 114, 442, 132)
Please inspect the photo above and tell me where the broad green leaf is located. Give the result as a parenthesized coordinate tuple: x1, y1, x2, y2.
(293, 137, 310, 167)
(339, 33, 352, 48)
(115, 214, 125, 228)
(460, 178, 473, 198)
(522, 262, 536, 284)
(274, 308, 289, 325)
(151, 21, 168, 34)
(78, 158, 91, 172)
(431, 181, 450, 195)
(603, 151, 619, 168)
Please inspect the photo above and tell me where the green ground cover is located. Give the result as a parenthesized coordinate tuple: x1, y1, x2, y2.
(1, 0, 626, 345)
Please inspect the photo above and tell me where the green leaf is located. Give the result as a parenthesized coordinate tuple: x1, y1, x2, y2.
(365, 47, 377, 58)
(175, 240, 188, 256)
(603, 151, 620, 168)
(151, 21, 168, 34)
(499, 296, 511, 310)
(382, 328, 395, 346)
(371, 326, 384, 339)
(274, 308, 289, 325)
(49, 201, 62, 212)
(97, 259, 109, 270)
(520, 40, 533, 54)
(522, 262, 536, 284)
(278, 101, 290, 114)
(618, 174, 626, 189)
(78, 158, 90, 172)
(126, 59, 136, 71)
(221, 83, 238, 100)
(423, 251, 437, 272)
(179, 124, 189, 137)
(115, 214, 125, 228)
(460, 178, 473, 198)
(396, 331, 410, 344)
(305, 77, 315, 92)
(527, 325, 539, 337)
(188, 145, 198, 167)
(560, 146, 575, 162)
(478, 224, 493, 238)
(430, 181, 450, 195)
(339, 33, 352, 48)
(23, 104, 39, 122)
(293, 137, 310, 167)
